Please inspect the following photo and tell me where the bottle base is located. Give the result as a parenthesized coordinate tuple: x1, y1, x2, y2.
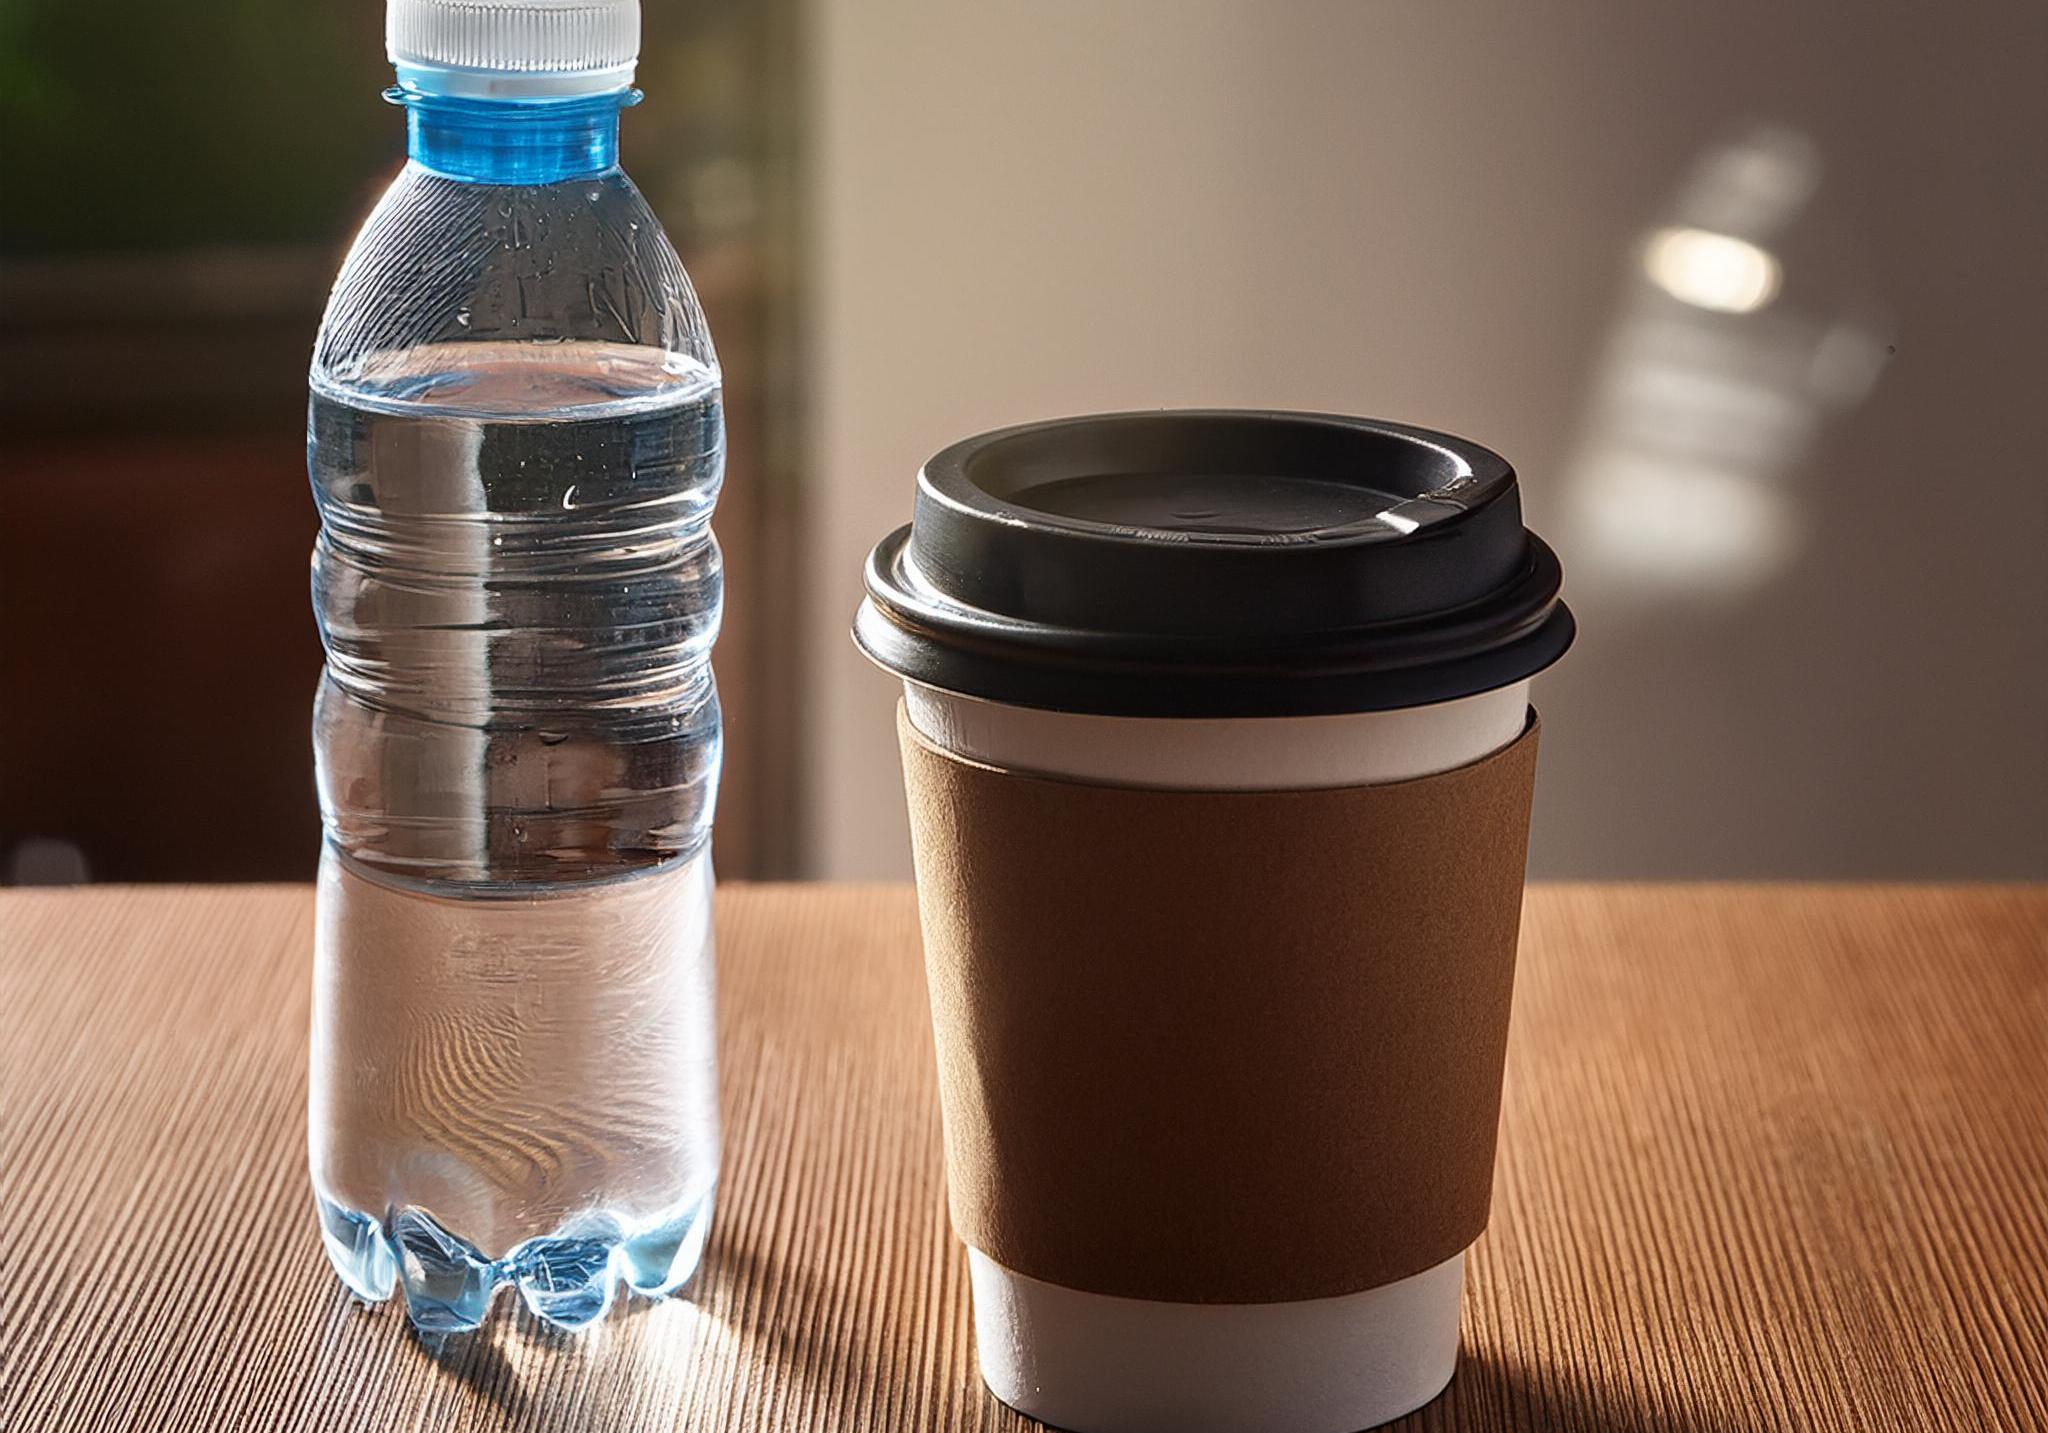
(315, 1185, 716, 1333)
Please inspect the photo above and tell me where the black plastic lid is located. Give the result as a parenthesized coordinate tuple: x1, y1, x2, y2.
(855, 410, 1573, 718)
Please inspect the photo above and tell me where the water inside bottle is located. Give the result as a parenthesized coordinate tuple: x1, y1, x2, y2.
(307, 341, 724, 1330)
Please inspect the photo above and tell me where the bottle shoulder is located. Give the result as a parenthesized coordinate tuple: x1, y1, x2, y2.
(311, 163, 716, 404)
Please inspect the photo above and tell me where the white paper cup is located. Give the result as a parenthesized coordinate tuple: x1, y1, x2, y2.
(903, 678, 1527, 1433)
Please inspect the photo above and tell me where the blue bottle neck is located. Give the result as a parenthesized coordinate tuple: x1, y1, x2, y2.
(395, 88, 639, 185)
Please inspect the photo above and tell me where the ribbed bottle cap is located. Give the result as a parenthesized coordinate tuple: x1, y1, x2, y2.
(388, 0, 639, 98)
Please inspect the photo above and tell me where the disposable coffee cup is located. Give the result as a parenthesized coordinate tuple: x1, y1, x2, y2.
(856, 411, 1573, 1433)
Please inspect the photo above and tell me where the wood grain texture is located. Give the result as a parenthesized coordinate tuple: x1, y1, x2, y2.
(1, 885, 2042, 1431)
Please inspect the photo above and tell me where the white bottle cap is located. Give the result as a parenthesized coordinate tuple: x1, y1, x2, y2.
(388, 0, 639, 98)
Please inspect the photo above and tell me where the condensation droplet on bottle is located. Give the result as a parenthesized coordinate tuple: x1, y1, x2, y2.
(562, 485, 580, 510)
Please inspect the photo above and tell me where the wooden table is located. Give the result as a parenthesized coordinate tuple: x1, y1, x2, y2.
(2, 885, 2042, 1431)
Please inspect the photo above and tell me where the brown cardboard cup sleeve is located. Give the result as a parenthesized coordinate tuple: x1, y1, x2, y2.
(899, 704, 1541, 1306)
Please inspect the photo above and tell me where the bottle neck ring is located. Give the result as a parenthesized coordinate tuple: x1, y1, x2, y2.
(394, 87, 638, 185)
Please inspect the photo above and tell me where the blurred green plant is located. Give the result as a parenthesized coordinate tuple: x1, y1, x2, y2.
(0, 0, 393, 253)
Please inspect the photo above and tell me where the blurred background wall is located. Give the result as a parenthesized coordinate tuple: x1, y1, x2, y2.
(803, 0, 2048, 879)
(4, 1, 2043, 883)
(0, 0, 805, 881)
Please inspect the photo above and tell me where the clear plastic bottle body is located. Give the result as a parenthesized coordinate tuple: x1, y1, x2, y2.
(306, 97, 724, 1333)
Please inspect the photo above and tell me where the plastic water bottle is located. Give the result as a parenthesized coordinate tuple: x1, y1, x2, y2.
(305, 0, 723, 1334)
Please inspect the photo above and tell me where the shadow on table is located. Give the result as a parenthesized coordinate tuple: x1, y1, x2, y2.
(398, 1292, 679, 1424)
(392, 1237, 892, 1427)
(405, 1322, 521, 1417)
(1397, 1345, 1740, 1432)
(703, 1234, 896, 1408)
